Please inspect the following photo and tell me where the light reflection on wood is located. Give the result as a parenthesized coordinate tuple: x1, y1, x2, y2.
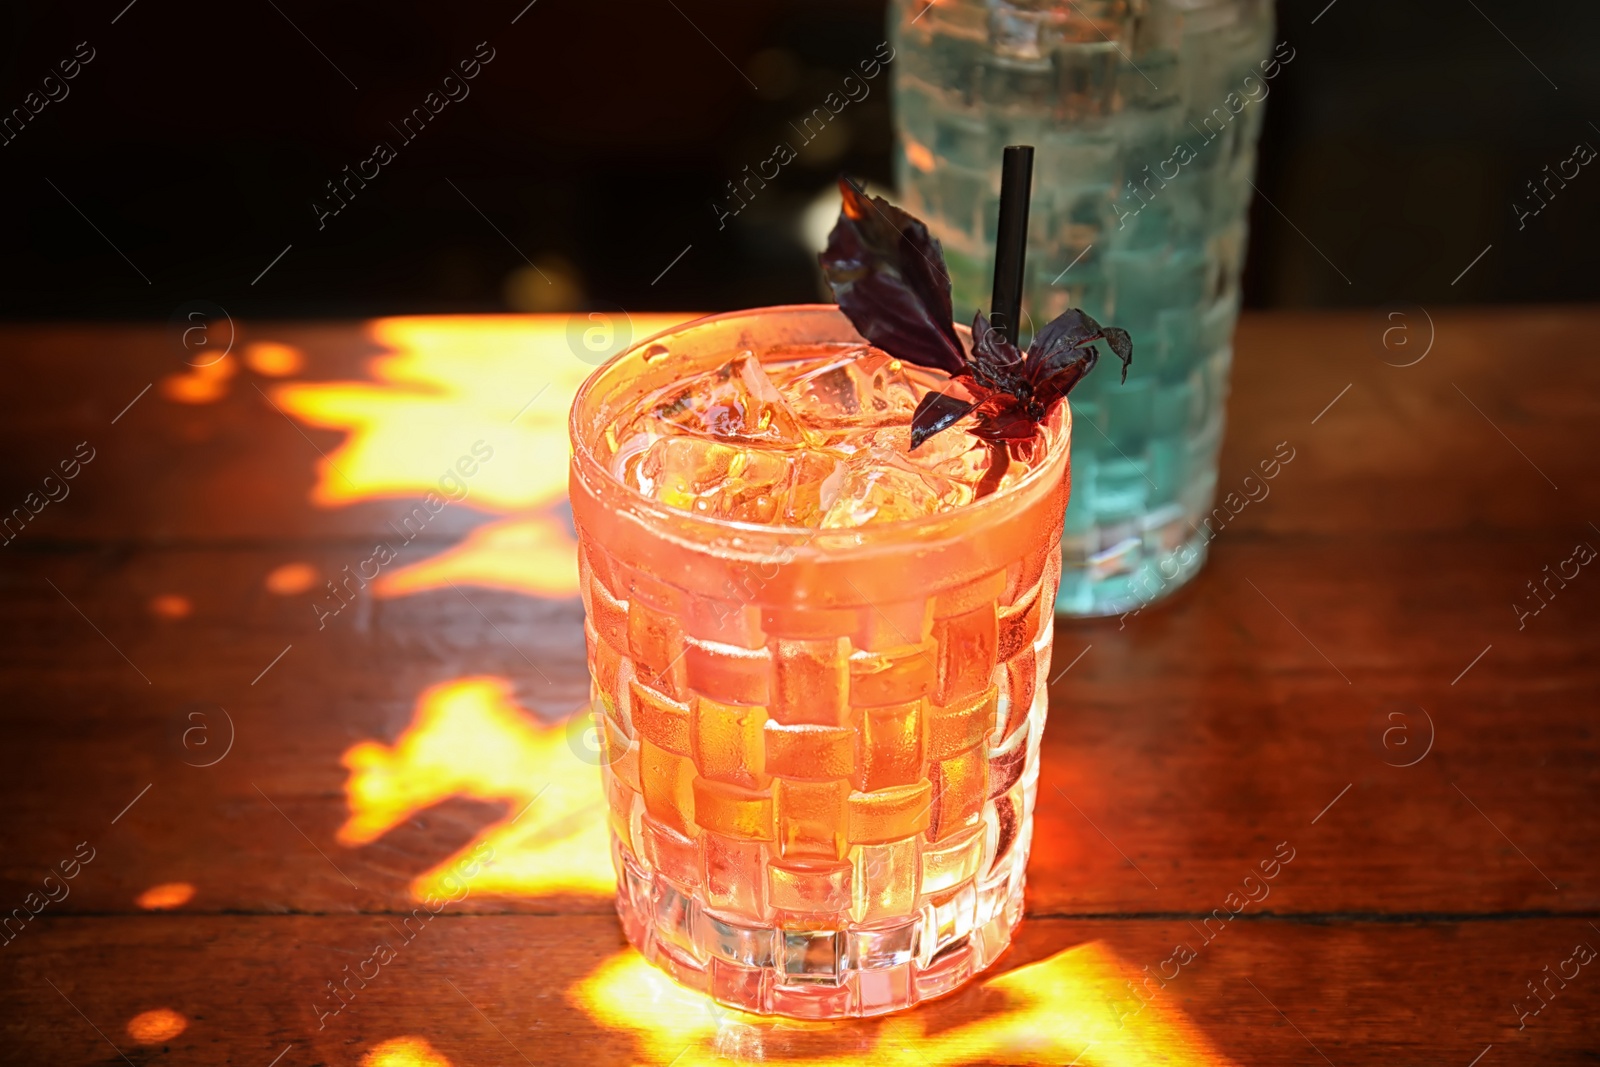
(301, 315, 1226, 1062)
(337, 675, 613, 901)
(360, 1036, 454, 1067)
(573, 942, 1235, 1066)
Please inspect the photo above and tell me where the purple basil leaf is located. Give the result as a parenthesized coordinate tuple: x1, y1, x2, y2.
(820, 178, 968, 376)
(969, 402, 1039, 443)
(1028, 308, 1102, 359)
(1029, 307, 1133, 387)
(1032, 348, 1098, 409)
(815, 177, 1133, 448)
(973, 442, 1012, 498)
(968, 310, 1025, 386)
(910, 388, 978, 450)
(1101, 327, 1133, 382)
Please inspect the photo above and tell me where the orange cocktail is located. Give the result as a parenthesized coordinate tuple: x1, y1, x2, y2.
(569, 304, 1070, 1018)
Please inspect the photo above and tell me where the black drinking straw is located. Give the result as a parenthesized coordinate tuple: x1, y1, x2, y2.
(989, 145, 1035, 348)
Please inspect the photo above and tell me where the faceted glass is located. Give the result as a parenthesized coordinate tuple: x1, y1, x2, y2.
(890, 0, 1275, 616)
(568, 306, 1070, 1018)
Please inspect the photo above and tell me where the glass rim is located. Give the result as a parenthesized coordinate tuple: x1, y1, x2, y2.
(568, 303, 1071, 544)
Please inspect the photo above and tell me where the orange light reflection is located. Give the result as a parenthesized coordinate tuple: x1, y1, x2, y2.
(264, 561, 318, 595)
(361, 1036, 454, 1067)
(282, 315, 1226, 1064)
(575, 944, 1234, 1067)
(148, 594, 191, 620)
(337, 676, 613, 901)
(273, 315, 686, 511)
(161, 353, 236, 404)
(373, 514, 577, 599)
(270, 314, 687, 600)
(135, 882, 195, 910)
(245, 340, 305, 377)
(126, 1008, 187, 1044)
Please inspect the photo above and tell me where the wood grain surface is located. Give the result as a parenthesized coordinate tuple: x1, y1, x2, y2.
(0, 309, 1596, 1065)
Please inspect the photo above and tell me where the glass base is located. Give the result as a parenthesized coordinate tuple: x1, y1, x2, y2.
(1055, 516, 1211, 619)
(613, 838, 1028, 1019)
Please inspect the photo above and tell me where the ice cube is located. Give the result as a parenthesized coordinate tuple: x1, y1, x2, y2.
(785, 448, 848, 527)
(633, 436, 793, 523)
(611, 346, 1032, 529)
(820, 465, 941, 527)
(629, 435, 846, 526)
(775, 350, 921, 428)
(819, 433, 969, 527)
(610, 429, 659, 488)
(644, 352, 809, 445)
(894, 425, 1034, 503)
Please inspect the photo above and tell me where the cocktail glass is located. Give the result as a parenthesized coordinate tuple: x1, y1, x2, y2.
(568, 305, 1071, 1018)
(891, 0, 1275, 616)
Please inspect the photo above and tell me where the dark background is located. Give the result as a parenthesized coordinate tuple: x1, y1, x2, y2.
(1, 0, 1595, 321)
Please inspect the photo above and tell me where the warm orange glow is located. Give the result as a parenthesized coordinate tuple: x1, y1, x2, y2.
(135, 882, 195, 910)
(374, 515, 578, 599)
(161, 353, 237, 404)
(335, 673, 1231, 1058)
(337, 676, 613, 901)
(273, 315, 686, 511)
(904, 137, 937, 173)
(264, 561, 319, 595)
(265, 314, 688, 600)
(245, 340, 305, 377)
(148, 594, 191, 620)
(574, 952, 773, 1056)
(575, 943, 1234, 1066)
(279, 318, 1235, 1055)
(278, 319, 713, 906)
(361, 1036, 454, 1067)
(126, 1008, 187, 1044)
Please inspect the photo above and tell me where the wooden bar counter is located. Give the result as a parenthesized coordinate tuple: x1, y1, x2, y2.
(0, 308, 1596, 1064)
